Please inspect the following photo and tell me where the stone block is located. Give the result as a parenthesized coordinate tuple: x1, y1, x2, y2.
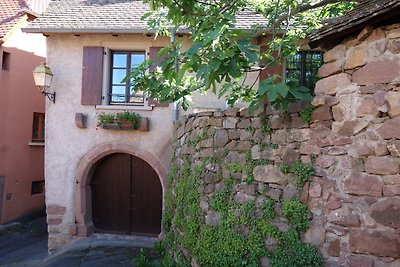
(228, 129, 240, 140)
(376, 117, 400, 139)
(365, 27, 386, 42)
(358, 83, 386, 94)
(370, 198, 400, 228)
(344, 46, 368, 70)
(47, 205, 66, 215)
(384, 185, 400, 196)
(348, 255, 374, 267)
(388, 140, 400, 157)
(353, 59, 400, 85)
(388, 39, 400, 54)
(271, 130, 287, 145)
(287, 128, 310, 143)
(236, 141, 252, 151)
(365, 156, 399, 175)
(237, 119, 251, 129)
(310, 106, 332, 122)
(318, 60, 342, 78)
(223, 117, 238, 128)
(282, 147, 300, 164)
(349, 230, 400, 258)
(333, 119, 370, 136)
(383, 175, 400, 185)
(253, 165, 285, 184)
(327, 239, 341, 257)
(308, 182, 322, 198)
(224, 107, 239, 116)
(344, 172, 383, 197)
(332, 104, 345, 122)
(299, 143, 320, 155)
(214, 129, 229, 147)
(356, 96, 379, 117)
(357, 26, 374, 41)
(47, 217, 63, 225)
(327, 207, 360, 227)
(387, 91, 400, 117)
(324, 44, 346, 63)
(315, 73, 351, 96)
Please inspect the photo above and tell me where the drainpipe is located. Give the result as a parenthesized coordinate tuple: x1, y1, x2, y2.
(170, 28, 180, 121)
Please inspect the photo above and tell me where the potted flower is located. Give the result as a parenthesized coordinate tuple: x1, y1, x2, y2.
(97, 112, 116, 128)
(116, 111, 141, 129)
(97, 111, 144, 130)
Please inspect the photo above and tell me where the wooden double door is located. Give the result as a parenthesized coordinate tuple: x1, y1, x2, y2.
(91, 153, 162, 236)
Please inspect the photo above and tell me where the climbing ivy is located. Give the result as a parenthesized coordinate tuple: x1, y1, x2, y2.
(280, 161, 315, 187)
(160, 151, 321, 266)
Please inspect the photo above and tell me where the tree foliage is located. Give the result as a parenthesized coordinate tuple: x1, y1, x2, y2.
(129, 0, 358, 110)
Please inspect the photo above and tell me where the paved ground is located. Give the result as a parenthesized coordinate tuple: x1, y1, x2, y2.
(0, 216, 160, 267)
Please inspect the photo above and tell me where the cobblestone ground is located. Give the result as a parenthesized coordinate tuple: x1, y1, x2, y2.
(0, 217, 159, 267)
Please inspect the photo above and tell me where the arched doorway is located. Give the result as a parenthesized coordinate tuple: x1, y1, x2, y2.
(90, 153, 162, 236)
(74, 143, 168, 238)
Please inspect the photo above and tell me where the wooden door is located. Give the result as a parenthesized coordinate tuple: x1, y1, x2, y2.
(91, 153, 162, 236)
(131, 156, 162, 235)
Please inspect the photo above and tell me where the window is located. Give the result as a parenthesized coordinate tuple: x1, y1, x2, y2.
(2, 51, 10, 71)
(109, 51, 146, 105)
(32, 112, 45, 142)
(31, 180, 45, 195)
(286, 51, 323, 91)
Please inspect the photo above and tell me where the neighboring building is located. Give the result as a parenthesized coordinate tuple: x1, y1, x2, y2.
(0, 0, 47, 223)
(23, 0, 323, 250)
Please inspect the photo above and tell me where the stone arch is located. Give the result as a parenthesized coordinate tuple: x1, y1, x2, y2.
(74, 142, 167, 237)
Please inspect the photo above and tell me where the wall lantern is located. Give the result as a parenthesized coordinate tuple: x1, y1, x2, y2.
(32, 62, 55, 103)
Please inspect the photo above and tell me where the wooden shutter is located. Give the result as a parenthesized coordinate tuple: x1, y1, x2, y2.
(81, 46, 104, 105)
(148, 46, 169, 107)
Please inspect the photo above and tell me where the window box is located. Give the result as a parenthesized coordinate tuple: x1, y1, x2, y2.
(99, 117, 149, 131)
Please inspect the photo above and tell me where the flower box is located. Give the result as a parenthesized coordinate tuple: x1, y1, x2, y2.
(97, 111, 149, 131)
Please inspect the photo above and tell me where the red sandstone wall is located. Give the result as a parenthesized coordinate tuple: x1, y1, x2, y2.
(0, 46, 45, 223)
(304, 24, 400, 266)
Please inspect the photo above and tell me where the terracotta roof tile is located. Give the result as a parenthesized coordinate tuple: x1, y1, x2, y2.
(0, 0, 29, 40)
(24, 0, 269, 34)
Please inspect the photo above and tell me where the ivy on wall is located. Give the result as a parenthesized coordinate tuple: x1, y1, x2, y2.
(159, 140, 322, 266)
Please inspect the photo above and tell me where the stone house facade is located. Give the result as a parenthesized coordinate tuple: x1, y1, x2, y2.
(23, 0, 267, 250)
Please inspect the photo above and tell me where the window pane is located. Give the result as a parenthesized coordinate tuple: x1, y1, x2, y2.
(113, 53, 127, 67)
(111, 85, 125, 95)
(131, 53, 145, 67)
(112, 69, 127, 84)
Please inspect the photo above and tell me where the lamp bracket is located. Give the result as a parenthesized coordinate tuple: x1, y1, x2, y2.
(42, 91, 56, 103)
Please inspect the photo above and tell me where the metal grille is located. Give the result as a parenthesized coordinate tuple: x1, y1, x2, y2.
(286, 51, 323, 91)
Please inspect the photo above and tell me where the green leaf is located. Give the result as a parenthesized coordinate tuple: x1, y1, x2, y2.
(289, 88, 314, 102)
(237, 39, 258, 63)
(188, 42, 203, 56)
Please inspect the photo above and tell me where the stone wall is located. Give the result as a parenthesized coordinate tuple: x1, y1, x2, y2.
(306, 24, 400, 266)
(169, 23, 400, 266)
(170, 107, 318, 266)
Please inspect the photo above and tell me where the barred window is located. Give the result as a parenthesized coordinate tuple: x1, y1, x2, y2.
(286, 51, 323, 91)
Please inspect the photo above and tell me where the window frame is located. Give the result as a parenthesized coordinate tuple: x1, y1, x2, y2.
(32, 112, 45, 143)
(108, 50, 147, 106)
(285, 50, 323, 92)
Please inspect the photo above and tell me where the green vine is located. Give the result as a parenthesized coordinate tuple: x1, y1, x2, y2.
(280, 161, 315, 187)
(299, 106, 316, 124)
